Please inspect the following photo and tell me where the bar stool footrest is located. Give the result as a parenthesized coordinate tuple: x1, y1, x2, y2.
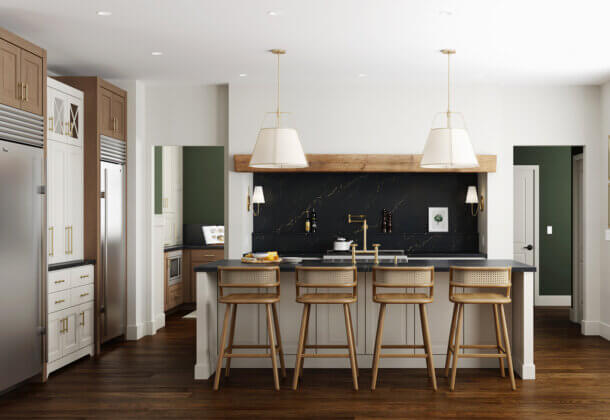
(380, 353, 428, 359)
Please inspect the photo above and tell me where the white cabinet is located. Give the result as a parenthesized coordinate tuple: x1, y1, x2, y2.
(46, 265, 94, 377)
(47, 78, 83, 147)
(162, 146, 183, 246)
(47, 137, 83, 264)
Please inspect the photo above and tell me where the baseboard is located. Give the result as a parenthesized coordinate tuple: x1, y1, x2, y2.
(154, 313, 165, 332)
(535, 295, 571, 307)
(581, 319, 600, 336)
(195, 362, 213, 380)
(126, 323, 144, 340)
(569, 308, 580, 324)
(126, 314, 166, 340)
(47, 346, 94, 377)
(600, 321, 610, 341)
(513, 357, 536, 380)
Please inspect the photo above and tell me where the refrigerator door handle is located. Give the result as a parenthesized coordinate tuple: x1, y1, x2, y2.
(102, 168, 109, 334)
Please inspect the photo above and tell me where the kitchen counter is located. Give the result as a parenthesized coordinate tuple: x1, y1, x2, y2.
(164, 244, 224, 252)
(49, 259, 96, 271)
(194, 258, 536, 382)
(195, 258, 535, 273)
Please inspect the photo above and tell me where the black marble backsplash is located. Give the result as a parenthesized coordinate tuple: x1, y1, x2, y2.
(253, 172, 479, 254)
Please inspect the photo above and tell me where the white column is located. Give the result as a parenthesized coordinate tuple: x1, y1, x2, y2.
(511, 271, 536, 379)
(195, 271, 218, 380)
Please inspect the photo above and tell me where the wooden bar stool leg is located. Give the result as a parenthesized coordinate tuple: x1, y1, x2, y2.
(371, 303, 387, 390)
(300, 303, 311, 378)
(449, 303, 464, 391)
(292, 303, 309, 390)
(271, 303, 286, 379)
(224, 304, 238, 378)
(500, 304, 517, 390)
(346, 304, 359, 375)
(444, 303, 459, 377)
(420, 303, 437, 391)
(214, 304, 232, 391)
(343, 303, 359, 391)
(492, 304, 506, 377)
(265, 304, 280, 391)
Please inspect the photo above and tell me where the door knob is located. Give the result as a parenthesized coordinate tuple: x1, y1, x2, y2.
(523, 244, 533, 251)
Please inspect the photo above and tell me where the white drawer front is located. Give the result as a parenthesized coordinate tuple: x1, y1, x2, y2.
(70, 284, 94, 306)
(71, 265, 94, 288)
(48, 270, 71, 293)
(48, 290, 71, 313)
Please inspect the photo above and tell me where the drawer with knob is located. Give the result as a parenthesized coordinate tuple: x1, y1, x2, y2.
(70, 284, 94, 306)
(71, 265, 94, 288)
(48, 289, 71, 313)
(48, 270, 71, 293)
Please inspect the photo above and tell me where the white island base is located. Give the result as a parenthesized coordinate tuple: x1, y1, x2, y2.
(195, 270, 535, 381)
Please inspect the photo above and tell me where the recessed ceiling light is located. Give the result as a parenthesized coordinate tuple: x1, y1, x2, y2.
(438, 8, 455, 16)
(358, 73, 368, 78)
(267, 10, 282, 16)
(239, 73, 248, 77)
(151, 51, 163, 56)
(96, 11, 112, 16)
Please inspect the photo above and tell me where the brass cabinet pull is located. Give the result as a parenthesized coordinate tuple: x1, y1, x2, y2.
(60, 318, 67, 333)
(55, 299, 65, 304)
(54, 279, 65, 284)
(70, 226, 73, 254)
(24, 83, 28, 102)
(48, 227, 54, 256)
(65, 226, 69, 254)
(48, 117, 54, 131)
(80, 312, 85, 326)
(80, 292, 89, 297)
(17, 82, 21, 100)
(80, 274, 89, 279)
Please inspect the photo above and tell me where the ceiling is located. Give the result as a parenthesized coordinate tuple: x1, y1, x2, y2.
(1, 0, 609, 85)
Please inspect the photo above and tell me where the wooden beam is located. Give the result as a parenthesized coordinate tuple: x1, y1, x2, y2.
(234, 154, 496, 173)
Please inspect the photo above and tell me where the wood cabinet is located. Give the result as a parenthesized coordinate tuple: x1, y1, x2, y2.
(47, 137, 84, 264)
(183, 248, 224, 303)
(99, 87, 126, 140)
(0, 28, 46, 115)
(164, 250, 184, 311)
(47, 265, 94, 376)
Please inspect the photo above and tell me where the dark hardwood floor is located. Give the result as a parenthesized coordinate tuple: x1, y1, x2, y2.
(1, 308, 609, 419)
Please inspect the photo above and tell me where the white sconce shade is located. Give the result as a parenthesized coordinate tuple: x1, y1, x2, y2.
(249, 128, 308, 168)
(252, 186, 265, 204)
(465, 186, 478, 204)
(421, 126, 479, 169)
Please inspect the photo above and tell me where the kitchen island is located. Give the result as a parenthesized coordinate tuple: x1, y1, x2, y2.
(194, 259, 536, 381)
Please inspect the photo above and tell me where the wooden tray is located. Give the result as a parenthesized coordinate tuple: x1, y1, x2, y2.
(241, 257, 283, 264)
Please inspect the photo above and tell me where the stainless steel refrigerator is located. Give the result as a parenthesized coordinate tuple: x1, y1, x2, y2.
(0, 104, 44, 393)
(100, 136, 126, 343)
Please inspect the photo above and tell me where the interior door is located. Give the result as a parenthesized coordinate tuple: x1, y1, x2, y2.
(19, 49, 43, 115)
(514, 166, 536, 266)
(0, 39, 21, 109)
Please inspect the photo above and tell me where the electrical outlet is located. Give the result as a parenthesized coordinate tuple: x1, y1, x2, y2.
(546, 226, 553, 235)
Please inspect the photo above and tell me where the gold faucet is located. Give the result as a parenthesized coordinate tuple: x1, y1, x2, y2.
(348, 213, 380, 263)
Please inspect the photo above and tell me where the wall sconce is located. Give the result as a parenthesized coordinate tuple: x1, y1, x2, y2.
(466, 185, 484, 216)
(249, 186, 265, 216)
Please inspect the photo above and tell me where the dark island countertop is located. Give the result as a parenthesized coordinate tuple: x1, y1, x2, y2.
(194, 259, 536, 273)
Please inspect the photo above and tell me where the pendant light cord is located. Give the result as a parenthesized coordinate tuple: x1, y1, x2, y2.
(276, 52, 281, 128)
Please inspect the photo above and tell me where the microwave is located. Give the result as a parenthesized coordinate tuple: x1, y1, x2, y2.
(167, 250, 182, 286)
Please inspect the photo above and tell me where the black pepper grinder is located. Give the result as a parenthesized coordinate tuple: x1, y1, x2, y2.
(381, 209, 388, 233)
(310, 208, 318, 232)
(387, 210, 393, 233)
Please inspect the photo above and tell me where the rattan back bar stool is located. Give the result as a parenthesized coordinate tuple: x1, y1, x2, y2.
(292, 266, 359, 391)
(214, 266, 286, 391)
(444, 266, 516, 391)
(370, 266, 437, 391)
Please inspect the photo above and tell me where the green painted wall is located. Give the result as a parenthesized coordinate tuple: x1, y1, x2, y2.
(154, 146, 163, 214)
(183, 146, 224, 225)
(514, 146, 572, 296)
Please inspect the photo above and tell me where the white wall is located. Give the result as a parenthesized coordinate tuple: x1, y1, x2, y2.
(600, 82, 610, 340)
(227, 82, 603, 330)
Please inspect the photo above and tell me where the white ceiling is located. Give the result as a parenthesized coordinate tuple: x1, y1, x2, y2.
(1, 0, 609, 85)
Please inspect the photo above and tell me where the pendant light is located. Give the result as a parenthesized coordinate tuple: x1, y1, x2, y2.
(249, 49, 308, 168)
(420, 49, 479, 169)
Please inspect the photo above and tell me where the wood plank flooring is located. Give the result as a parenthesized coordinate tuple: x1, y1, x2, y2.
(1, 308, 609, 419)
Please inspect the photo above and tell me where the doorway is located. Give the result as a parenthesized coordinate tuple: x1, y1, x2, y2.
(513, 146, 583, 309)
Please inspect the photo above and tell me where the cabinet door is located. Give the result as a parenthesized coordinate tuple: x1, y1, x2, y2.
(20, 49, 43, 115)
(64, 145, 83, 259)
(47, 141, 65, 263)
(110, 93, 126, 140)
(76, 303, 94, 348)
(61, 311, 78, 356)
(48, 88, 68, 141)
(0, 39, 21, 109)
(66, 94, 83, 147)
(47, 311, 63, 362)
(99, 87, 113, 138)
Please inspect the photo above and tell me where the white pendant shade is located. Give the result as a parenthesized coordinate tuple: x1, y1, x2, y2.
(421, 128, 479, 169)
(465, 186, 478, 204)
(249, 127, 308, 168)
